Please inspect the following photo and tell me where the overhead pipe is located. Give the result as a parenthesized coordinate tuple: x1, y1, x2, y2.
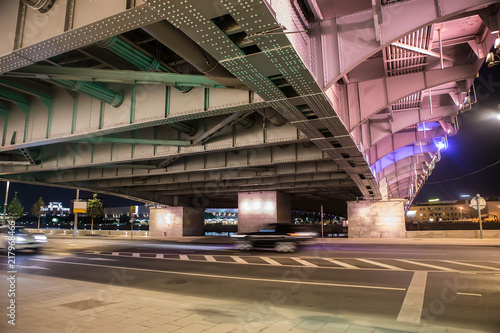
(21, 0, 55, 13)
(97, 36, 191, 93)
(142, 21, 233, 77)
(50, 80, 123, 107)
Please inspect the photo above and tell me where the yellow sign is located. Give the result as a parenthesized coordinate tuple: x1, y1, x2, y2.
(73, 201, 87, 213)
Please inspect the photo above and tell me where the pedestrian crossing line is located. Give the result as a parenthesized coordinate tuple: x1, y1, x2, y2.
(322, 258, 359, 269)
(357, 259, 404, 271)
(155, 254, 164, 259)
(93, 251, 101, 255)
(204, 255, 216, 262)
(440, 260, 500, 271)
(396, 259, 457, 272)
(132, 253, 140, 258)
(179, 255, 189, 260)
(230, 256, 247, 264)
(260, 257, 281, 266)
(112, 252, 120, 256)
(291, 258, 317, 267)
(457, 292, 482, 297)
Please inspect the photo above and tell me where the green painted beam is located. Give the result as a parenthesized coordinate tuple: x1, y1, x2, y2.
(0, 88, 30, 114)
(72, 138, 191, 146)
(0, 101, 8, 119)
(9, 65, 246, 89)
(0, 79, 53, 110)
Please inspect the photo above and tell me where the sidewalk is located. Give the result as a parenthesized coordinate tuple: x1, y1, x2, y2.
(0, 273, 487, 333)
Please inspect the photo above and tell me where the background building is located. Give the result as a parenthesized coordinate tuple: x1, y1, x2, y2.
(408, 198, 500, 223)
(40, 202, 71, 217)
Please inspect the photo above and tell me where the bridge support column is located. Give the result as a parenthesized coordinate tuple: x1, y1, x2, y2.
(347, 199, 406, 238)
(237, 191, 291, 233)
(149, 206, 204, 237)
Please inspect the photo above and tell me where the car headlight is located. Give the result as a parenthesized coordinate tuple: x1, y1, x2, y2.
(15, 236, 27, 243)
(34, 234, 47, 242)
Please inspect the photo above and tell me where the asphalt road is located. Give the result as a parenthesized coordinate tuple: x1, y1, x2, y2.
(2, 237, 500, 331)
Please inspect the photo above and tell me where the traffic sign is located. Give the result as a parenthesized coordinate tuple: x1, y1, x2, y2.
(470, 196, 486, 210)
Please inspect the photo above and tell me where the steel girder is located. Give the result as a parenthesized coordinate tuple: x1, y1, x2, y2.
(370, 143, 438, 176)
(0, 85, 267, 152)
(139, 0, 379, 199)
(365, 128, 446, 166)
(318, 0, 497, 88)
(376, 155, 433, 183)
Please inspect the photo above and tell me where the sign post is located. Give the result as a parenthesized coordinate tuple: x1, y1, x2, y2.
(130, 206, 136, 239)
(470, 194, 486, 239)
(321, 205, 324, 242)
(73, 189, 79, 237)
(3, 181, 9, 226)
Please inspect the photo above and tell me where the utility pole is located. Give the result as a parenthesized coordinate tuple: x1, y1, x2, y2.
(321, 205, 324, 242)
(73, 189, 79, 237)
(3, 181, 9, 226)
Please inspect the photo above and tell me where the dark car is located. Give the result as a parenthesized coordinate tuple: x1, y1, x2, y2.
(231, 223, 317, 252)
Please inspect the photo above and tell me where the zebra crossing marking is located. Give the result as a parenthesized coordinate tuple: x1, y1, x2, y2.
(156, 254, 164, 259)
(204, 255, 216, 262)
(357, 258, 404, 270)
(291, 257, 317, 267)
(396, 259, 457, 272)
(231, 256, 247, 264)
(323, 258, 359, 269)
(132, 253, 140, 257)
(440, 260, 500, 271)
(179, 255, 189, 260)
(260, 257, 281, 265)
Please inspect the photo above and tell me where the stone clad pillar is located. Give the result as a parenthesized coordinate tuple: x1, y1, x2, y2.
(149, 206, 204, 237)
(237, 191, 291, 233)
(347, 199, 406, 238)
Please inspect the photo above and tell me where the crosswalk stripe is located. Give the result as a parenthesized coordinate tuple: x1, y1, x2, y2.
(231, 256, 247, 264)
(156, 254, 164, 259)
(260, 257, 281, 265)
(111, 252, 120, 256)
(357, 259, 404, 270)
(396, 259, 457, 271)
(179, 255, 189, 260)
(291, 258, 317, 267)
(322, 258, 359, 269)
(93, 251, 101, 255)
(204, 255, 216, 262)
(397, 271, 427, 324)
(132, 253, 140, 257)
(440, 260, 500, 271)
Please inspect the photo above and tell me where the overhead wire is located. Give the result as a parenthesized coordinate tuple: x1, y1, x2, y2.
(426, 159, 500, 184)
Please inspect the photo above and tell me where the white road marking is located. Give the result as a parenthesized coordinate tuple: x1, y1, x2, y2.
(495, 274, 500, 276)
(79, 257, 117, 261)
(260, 257, 281, 266)
(291, 258, 318, 267)
(397, 271, 428, 324)
(93, 251, 101, 254)
(323, 258, 359, 269)
(155, 254, 164, 259)
(440, 260, 500, 271)
(29, 258, 406, 291)
(204, 255, 216, 262)
(457, 292, 482, 297)
(179, 255, 189, 260)
(132, 253, 140, 258)
(111, 252, 120, 256)
(459, 272, 476, 275)
(396, 259, 457, 272)
(357, 259, 404, 271)
(17, 265, 51, 270)
(230, 256, 247, 264)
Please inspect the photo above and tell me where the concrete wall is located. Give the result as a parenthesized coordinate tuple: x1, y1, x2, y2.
(407, 230, 500, 238)
(237, 191, 291, 233)
(149, 206, 204, 237)
(347, 199, 406, 238)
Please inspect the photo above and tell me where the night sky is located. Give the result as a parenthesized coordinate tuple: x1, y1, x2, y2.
(1, 62, 499, 212)
(415, 63, 500, 203)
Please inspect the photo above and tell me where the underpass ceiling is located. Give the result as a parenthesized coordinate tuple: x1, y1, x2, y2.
(0, 0, 497, 215)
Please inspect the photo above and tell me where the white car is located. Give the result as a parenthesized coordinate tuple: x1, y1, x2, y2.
(0, 226, 47, 253)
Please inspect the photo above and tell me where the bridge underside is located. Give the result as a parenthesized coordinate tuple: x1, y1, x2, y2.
(0, 0, 498, 216)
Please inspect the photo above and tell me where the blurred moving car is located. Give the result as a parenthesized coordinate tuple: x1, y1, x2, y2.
(231, 223, 317, 252)
(0, 226, 47, 252)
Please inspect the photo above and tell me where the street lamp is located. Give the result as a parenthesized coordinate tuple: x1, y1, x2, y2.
(459, 207, 463, 220)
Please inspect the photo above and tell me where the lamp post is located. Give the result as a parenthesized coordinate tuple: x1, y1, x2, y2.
(459, 207, 463, 220)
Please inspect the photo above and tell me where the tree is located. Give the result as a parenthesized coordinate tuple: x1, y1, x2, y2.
(8, 191, 24, 221)
(87, 193, 103, 233)
(32, 197, 45, 231)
